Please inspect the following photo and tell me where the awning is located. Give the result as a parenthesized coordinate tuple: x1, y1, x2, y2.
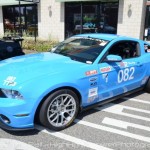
(0, 0, 32, 6)
(56, 0, 118, 2)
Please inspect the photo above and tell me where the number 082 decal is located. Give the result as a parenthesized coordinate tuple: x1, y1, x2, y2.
(118, 67, 135, 83)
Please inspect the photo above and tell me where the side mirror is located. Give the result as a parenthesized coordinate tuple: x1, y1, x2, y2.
(105, 54, 122, 62)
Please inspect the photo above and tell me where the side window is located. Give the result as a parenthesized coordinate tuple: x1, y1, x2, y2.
(144, 43, 150, 53)
(108, 41, 140, 59)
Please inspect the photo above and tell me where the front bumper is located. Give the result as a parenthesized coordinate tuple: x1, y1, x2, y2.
(0, 118, 34, 131)
(0, 97, 36, 131)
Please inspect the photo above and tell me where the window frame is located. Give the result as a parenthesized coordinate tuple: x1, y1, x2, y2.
(99, 40, 141, 64)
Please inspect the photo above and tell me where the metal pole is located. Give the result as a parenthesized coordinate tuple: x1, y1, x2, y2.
(18, 0, 23, 47)
(96, 1, 101, 33)
(34, 2, 37, 42)
(80, 2, 83, 34)
(19, 0, 22, 37)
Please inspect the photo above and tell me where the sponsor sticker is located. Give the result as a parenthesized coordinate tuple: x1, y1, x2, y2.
(88, 96, 98, 103)
(89, 77, 98, 82)
(3, 76, 17, 86)
(119, 62, 128, 67)
(90, 82, 97, 87)
(127, 62, 136, 65)
(86, 70, 97, 76)
(88, 87, 98, 97)
(86, 61, 92, 64)
(100, 67, 111, 73)
(119, 62, 125, 67)
(99, 41, 108, 46)
(102, 73, 108, 83)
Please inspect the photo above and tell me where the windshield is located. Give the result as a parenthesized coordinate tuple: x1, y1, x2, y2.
(52, 37, 109, 64)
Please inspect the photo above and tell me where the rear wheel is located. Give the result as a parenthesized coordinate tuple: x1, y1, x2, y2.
(145, 78, 150, 93)
(39, 89, 79, 131)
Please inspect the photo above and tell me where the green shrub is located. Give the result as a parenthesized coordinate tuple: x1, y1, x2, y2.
(22, 37, 58, 52)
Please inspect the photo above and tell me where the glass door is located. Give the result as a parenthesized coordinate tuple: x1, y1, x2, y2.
(65, 2, 119, 39)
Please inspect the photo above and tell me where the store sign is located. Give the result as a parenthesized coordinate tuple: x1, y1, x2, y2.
(16, 0, 40, 3)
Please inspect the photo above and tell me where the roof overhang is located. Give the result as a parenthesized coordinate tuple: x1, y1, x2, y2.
(0, 0, 33, 6)
(56, 0, 118, 2)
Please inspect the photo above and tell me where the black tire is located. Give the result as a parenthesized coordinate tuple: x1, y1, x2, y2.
(145, 78, 150, 93)
(39, 89, 79, 131)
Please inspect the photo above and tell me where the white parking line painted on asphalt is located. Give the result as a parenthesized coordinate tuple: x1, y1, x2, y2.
(102, 102, 150, 114)
(0, 138, 39, 150)
(102, 117, 150, 132)
(35, 125, 113, 150)
(95, 103, 150, 122)
(123, 97, 150, 105)
(74, 119, 150, 143)
(102, 117, 128, 129)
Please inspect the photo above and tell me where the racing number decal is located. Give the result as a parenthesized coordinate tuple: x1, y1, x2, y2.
(129, 67, 135, 80)
(118, 67, 135, 83)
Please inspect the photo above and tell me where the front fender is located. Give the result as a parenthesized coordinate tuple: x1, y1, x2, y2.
(15, 76, 86, 116)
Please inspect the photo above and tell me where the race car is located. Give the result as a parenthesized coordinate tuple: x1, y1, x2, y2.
(0, 34, 150, 131)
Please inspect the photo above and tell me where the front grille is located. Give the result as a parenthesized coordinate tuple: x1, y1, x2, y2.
(0, 89, 6, 98)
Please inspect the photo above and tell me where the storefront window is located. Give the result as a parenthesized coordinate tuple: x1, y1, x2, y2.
(65, 2, 119, 38)
(65, 3, 81, 37)
(3, 4, 38, 37)
(82, 4, 99, 34)
(144, 5, 150, 40)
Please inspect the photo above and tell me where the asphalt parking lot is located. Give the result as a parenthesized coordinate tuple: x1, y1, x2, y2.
(0, 91, 150, 150)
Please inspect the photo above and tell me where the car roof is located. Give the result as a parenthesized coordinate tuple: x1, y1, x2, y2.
(75, 33, 121, 41)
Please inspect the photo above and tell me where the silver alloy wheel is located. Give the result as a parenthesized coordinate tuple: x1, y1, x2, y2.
(47, 94, 77, 127)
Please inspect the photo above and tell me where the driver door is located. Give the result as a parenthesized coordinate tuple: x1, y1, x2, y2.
(97, 40, 145, 102)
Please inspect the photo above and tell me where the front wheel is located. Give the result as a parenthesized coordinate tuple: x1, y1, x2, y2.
(39, 89, 79, 131)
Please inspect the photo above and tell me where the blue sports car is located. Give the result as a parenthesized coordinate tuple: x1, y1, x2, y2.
(0, 34, 150, 131)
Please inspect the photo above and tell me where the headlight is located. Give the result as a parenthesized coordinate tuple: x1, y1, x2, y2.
(1, 89, 23, 100)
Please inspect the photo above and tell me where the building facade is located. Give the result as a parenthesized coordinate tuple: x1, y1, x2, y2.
(0, 0, 148, 41)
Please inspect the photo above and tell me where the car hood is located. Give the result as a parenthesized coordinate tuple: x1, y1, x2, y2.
(0, 52, 85, 88)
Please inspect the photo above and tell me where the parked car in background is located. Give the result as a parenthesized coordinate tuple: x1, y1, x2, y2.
(99, 22, 116, 33)
(4, 19, 14, 31)
(0, 36, 24, 60)
(83, 22, 96, 28)
(75, 22, 116, 34)
(0, 34, 150, 131)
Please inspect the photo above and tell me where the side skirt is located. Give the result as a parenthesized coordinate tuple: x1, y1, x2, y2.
(80, 87, 144, 112)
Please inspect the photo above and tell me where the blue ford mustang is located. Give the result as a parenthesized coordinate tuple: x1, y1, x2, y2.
(0, 34, 150, 131)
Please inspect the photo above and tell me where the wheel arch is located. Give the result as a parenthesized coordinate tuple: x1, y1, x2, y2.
(34, 86, 82, 123)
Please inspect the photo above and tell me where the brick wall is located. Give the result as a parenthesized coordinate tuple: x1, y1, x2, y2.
(117, 0, 147, 39)
(0, 0, 147, 41)
(38, 0, 65, 41)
